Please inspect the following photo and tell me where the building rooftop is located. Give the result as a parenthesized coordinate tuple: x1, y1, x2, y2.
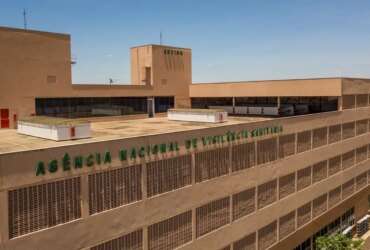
(0, 116, 271, 155)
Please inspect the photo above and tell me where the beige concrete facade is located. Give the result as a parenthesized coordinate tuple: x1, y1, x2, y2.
(1, 106, 370, 250)
(1, 26, 370, 250)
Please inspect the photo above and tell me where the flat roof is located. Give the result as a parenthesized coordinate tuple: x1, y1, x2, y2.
(0, 116, 271, 155)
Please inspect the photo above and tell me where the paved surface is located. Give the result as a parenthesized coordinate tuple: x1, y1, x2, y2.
(0, 116, 271, 154)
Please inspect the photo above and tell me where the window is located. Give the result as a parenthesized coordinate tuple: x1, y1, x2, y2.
(91, 229, 143, 250)
(312, 127, 328, 148)
(297, 131, 312, 153)
(232, 142, 256, 172)
(342, 95, 355, 109)
(148, 211, 192, 250)
(258, 221, 277, 250)
(8, 177, 81, 238)
(297, 166, 312, 191)
(232, 188, 255, 220)
(88, 165, 142, 215)
(195, 147, 229, 183)
(278, 134, 296, 158)
(36, 97, 148, 118)
(147, 155, 192, 197)
(154, 96, 174, 113)
(279, 173, 296, 199)
(257, 179, 277, 209)
(279, 211, 296, 239)
(257, 138, 277, 165)
(297, 202, 312, 228)
(196, 197, 230, 237)
(233, 233, 256, 250)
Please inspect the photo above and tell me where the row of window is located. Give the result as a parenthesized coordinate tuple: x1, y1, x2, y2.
(91, 166, 366, 250)
(163, 49, 184, 56)
(293, 208, 355, 250)
(342, 94, 370, 109)
(8, 139, 370, 245)
(223, 177, 360, 250)
(35, 97, 175, 118)
(7, 117, 370, 238)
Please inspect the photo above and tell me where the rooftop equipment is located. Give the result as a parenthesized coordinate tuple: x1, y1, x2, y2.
(17, 116, 91, 141)
(167, 108, 227, 123)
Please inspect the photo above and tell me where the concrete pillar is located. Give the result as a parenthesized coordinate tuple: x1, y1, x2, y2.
(191, 153, 196, 185)
(338, 96, 343, 111)
(147, 97, 155, 118)
(232, 97, 236, 115)
(0, 191, 8, 243)
(192, 208, 196, 241)
(229, 195, 233, 223)
(143, 226, 149, 250)
(142, 162, 147, 199)
(229, 144, 233, 174)
(81, 175, 90, 218)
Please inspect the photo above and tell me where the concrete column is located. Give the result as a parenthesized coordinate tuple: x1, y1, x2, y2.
(338, 96, 343, 111)
(191, 153, 196, 185)
(277, 96, 281, 109)
(232, 97, 236, 115)
(229, 144, 233, 174)
(294, 171, 298, 193)
(142, 162, 147, 199)
(192, 208, 196, 241)
(229, 195, 233, 223)
(255, 185, 258, 211)
(147, 97, 155, 118)
(81, 175, 90, 218)
(294, 209, 298, 233)
(143, 226, 149, 250)
(326, 126, 329, 145)
(294, 133, 297, 154)
(0, 191, 8, 243)
(276, 135, 280, 159)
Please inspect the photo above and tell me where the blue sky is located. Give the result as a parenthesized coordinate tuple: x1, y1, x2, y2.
(1, 0, 370, 84)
